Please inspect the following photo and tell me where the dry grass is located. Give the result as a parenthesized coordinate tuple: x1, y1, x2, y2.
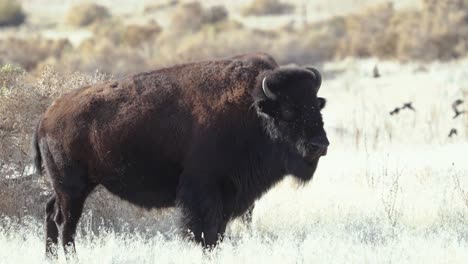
(0, 65, 109, 180)
(0, 58, 467, 263)
(242, 0, 295, 16)
(64, 3, 110, 27)
(1, 0, 468, 77)
(0, 37, 71, 71)
(0, 0, 25, 27)
(167, 2, 229, 35)
(123, 21, 162, 47)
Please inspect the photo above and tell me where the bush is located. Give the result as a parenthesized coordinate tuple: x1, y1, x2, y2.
(0, 67, 170, 232)
(59, 39, 151, 76)
(143, 0, 179, 14)
(89, 18, 162, 47)
(204, 5, 228, 24)
(168, 2, 229, 35)
(169, 2, 205, 33)
(242, 0, 295, 16)
(65, 3, 110, 27)
(0, 66, 110, 186)
(0, 37, 71, 71)
(335, 3, 395, 58)
(124, 20, 162, 47)
(0, 64, 24, 91)
(88, 17, 126, 45)
(0, 0, 25, 27)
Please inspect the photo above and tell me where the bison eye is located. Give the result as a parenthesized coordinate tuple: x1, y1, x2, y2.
(281, 108, 295, 121)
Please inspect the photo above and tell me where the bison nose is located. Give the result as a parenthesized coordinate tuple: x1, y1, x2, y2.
(310, 136, 329, 156)
(310, 135, 329, 148)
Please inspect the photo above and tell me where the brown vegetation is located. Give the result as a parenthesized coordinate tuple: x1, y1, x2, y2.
(65, 3, 110, 27)
(0, 0, 25, 27)
(1, 1, 468, 77)
(168, 2, 229, 34)
(123, 21, 162, 47)
(242, 0, 295, 16)
(0, 37, 71, 71)
(143, 0, 179, 14)
(1, 0, 468, 234)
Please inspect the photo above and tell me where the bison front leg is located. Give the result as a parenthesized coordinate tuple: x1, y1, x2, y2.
(177, 179, 225, 248)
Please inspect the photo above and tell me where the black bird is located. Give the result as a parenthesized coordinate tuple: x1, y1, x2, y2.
(402, 102, 415, 111)
(390, 102, 415, 116)
(390, 107, 400, 115)
(373, 64, 380, 78)
(448, 128, 458, 137)
(452, 99, 465, 119)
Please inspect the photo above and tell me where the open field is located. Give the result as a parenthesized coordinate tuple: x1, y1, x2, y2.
(0, 57, 467, 263)
(1, 0, 468, 263)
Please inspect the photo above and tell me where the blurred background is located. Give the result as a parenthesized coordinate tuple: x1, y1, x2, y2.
(1, 0, 467, 76)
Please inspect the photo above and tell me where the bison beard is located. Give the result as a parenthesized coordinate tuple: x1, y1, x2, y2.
(32, 52, 328, 257)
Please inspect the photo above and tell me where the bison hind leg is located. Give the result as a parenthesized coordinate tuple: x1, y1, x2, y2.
(45, 196, 59, 258)
(56, 190, 91, 258)
(41, 142, 94, 259)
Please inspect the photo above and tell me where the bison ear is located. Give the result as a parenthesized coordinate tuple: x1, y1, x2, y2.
(318, 97, 326, 110)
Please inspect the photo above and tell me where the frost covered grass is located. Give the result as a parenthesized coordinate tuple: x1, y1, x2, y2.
(1, 58, 467, 263)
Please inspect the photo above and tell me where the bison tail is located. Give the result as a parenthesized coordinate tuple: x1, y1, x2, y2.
(31, 119, 42, 176)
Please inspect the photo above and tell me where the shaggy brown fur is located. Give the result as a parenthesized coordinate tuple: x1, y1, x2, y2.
(32, 52, 329, 257)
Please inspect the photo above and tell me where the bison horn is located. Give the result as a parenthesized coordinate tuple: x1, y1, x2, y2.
(262, 77, 277, 100)
(306, 67, 322, 91)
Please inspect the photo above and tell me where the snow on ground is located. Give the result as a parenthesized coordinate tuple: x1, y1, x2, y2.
(1, 58, 467, 263)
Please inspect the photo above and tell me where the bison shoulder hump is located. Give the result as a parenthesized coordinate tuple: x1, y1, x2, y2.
(231, 52, 278, 71)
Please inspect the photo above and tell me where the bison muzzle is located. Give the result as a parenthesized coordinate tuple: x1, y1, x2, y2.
(31, 53, 329, 257)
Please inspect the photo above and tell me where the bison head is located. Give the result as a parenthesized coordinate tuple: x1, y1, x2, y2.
(254, 66, 329, 181)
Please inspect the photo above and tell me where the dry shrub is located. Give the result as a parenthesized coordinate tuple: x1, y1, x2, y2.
(0, 0, 25, 27)
(89, 18, 161, 48)
(387, 9, 425, 61)
(156, 28, 274, 66)
(242, 0, 295, 16)
(0, 67, 174, 230)
(169, 2, 204, 33)
(0, 65, 110, 180)
(168, 2, 229, 35)
(272, 29, 339, 65)
(0, 37, 71, 71)
(335, 3, 395, 58)
(3, 0, 468, 79)
(0, 64, 24, 90)
(51, 17, 159, 75)
(143, 0, 179, 14)
(259, 0, 468, 63)
(0, 66, 43, 176)
(310, 0, 468, 62)
(88, 17, 126, 45)
(0, 176, 49, 219)
(204, 5, 229, 24)
(0, 65, 110, 219)
(417, 0, 468, 60)
(285, 16, 347, 63)
(123, 20, 162, 47)
(65, 3, 110, 27)
(58, 39, 151, 76)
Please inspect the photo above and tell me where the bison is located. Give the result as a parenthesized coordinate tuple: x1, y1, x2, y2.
(32, 53, 329, 257)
